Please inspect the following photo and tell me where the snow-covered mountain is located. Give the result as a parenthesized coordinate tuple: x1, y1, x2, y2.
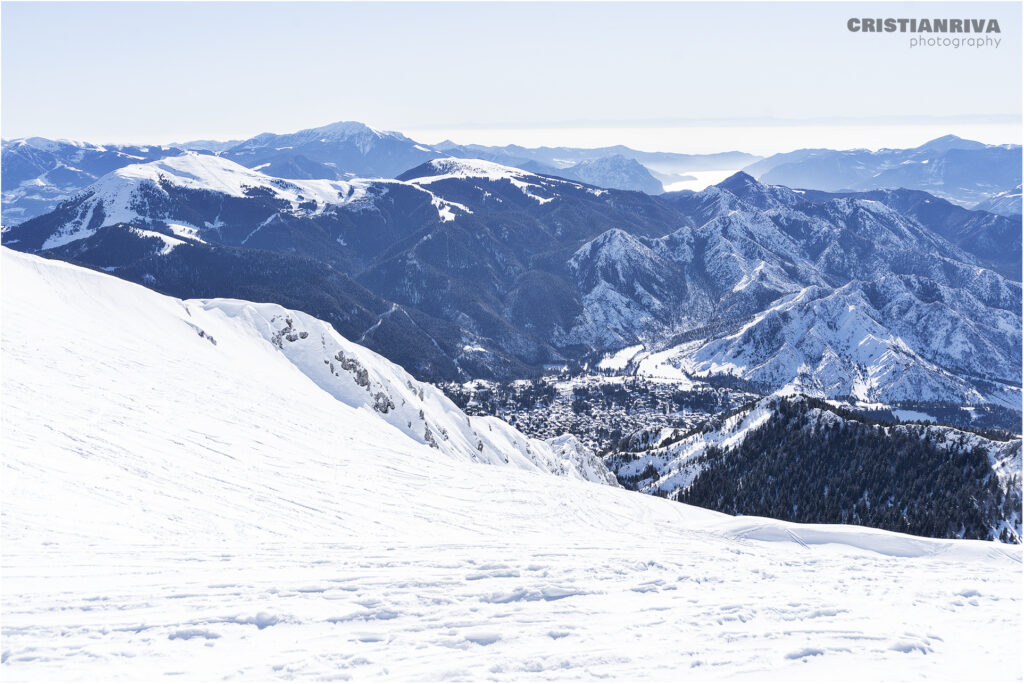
(582, 176, 1022, 407)
(3, 153, 675, 380)
(219, 120, 444, 180)
(792, 186, 1022, 281)
(433, 139, 761, 176)
(555, 154, 664, 194)
(3, 151, 420, 253)
(743, 136, 1022, 207)
(1, 137, 187, 224)
(3, 249, 1021, 682)
(607, 395, 1022, 542)
(394, 156, 609, 204)
(1, 248, 615, 485)
(974, 183, 1022, 217)
(5, 159, 1020, 414)
(8, 153, 603, 256)
(1, 123, 759, 224)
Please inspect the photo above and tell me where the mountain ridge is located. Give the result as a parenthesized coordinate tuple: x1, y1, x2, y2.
(743, 136, 1022, 207)
(4, 151, 1019, 417)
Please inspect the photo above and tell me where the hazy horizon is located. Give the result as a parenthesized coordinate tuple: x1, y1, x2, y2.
(4, 118, 1020, 158)
(3, 1, 1020, 154)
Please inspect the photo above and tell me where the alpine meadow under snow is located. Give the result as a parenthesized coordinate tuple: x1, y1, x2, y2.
(2, 249, 1021, 681)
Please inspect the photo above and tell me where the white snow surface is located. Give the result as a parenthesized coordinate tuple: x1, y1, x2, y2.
(401, 157, 570, 205)
(2, 249, 1021, 681)
(33, 152, 483, 245)
(597, 344, 644, 371)
(39, 153, 376, 249)
(401, 157, 537, 183)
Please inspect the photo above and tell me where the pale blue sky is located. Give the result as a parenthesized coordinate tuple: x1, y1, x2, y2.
(2, 1, 1021, 152)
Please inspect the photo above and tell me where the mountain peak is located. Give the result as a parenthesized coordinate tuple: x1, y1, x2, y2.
(560, 155, 663, 194)
(712, 170, 805, 210)
(568, 154, 639, 170)
(581, 153, 630, 163)
(396, 157, 532, 183)
(111, 151, 269, 189)
(303, 120, 390, 140)
(914, 134, 986, 153)
(715, 171, 761, 192)
(571, 227, 654, 267)
(232, 121, 408, 151)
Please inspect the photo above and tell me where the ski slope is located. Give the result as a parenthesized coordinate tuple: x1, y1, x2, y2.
(1, 249, 1020, 681)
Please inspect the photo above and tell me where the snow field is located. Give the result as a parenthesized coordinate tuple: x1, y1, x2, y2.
(2, 250, 1020, 681)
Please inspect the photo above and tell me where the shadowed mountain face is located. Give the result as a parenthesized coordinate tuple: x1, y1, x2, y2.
(553, 155, 664, 194)
(4, 156, 1020, 410)
(792, 187, 1022, 281)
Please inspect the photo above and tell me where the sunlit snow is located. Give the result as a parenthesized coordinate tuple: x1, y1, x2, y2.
(2, 250, 1020, 681)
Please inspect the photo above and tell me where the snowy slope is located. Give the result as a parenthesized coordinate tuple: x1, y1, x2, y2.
(32, 152, 377, 250)
(3, 251, 1022, 681)
(397, 157, 603, 205)
(0, 249, 612, 487)
(10, 157, 1018, 409)
(1, 137, 188, 224)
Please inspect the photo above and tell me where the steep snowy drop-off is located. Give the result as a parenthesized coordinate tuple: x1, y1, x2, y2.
(2, 250, 1021, 681)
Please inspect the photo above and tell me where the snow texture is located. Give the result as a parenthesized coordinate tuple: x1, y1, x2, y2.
(2, 249, 1021, 681)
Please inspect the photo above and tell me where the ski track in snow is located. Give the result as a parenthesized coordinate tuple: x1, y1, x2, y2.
(2, 249, 1021, 681)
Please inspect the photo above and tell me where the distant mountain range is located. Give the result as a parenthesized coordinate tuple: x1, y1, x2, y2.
(1, 138, 187, 224)
(2, 123, 754, 221)
(5, 124, 1018, 225)
(430, 139, 759, 178)
(743, 135, 1022, 212)
(4, 151, 1020, 420)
